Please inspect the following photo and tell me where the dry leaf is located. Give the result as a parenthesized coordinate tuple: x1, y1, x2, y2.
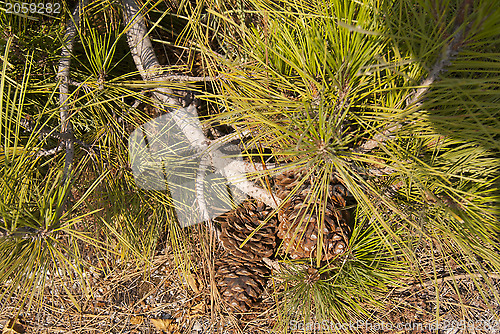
(130, 316, 144, 325)
(185, 273, 200, 293)
(150, 318, 179, 332)
(190, 302, 205, 315)
(2, 318, 25, 334)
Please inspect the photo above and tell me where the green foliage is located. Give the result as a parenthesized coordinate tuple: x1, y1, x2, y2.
(0, 0, 192, 310)
(183, 0, 500, 325)
(0, 40, 99, 309)
(1, 0, 499, 328)
(275, 220, 408, 329)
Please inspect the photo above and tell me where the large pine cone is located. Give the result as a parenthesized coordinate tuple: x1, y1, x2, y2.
(275, 169, 351, 261)
(215, 200, 278, 261)
(215, 256, 270, 312)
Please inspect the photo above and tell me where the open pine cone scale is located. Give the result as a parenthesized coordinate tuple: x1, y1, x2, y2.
(275, 169, 351, 261)
(214, 168, 354, 312)
(216, 199, 278, 261)
(215, 256, 270, 312)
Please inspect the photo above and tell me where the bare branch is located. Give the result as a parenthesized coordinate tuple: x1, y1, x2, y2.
(122, 0, 162, 79)
(212, 149, 278, 209)
(195, 157, 211, 223)
(155, 73, 220, 82)
(35, 144, 65, 158)
(405, 31, 464, 107)
(355, 23, 466, 155)
(20, 117, 61, 141)
(243, 161, 276, 173)
(21, 117, 106, 164)
(355, 123, 402, 154)
(122, 0, 279, 210)
(57, 0, 89, 184)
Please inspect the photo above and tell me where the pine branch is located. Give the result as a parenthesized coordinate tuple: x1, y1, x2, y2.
(57, 0, 89, 184)
(20, 117, 61, 141)
(122, 0, 279, 210)
(355, 20, 467, 155)
(35, 144, 65, 158)
(355, 123, 402, 154)
(154, 73, 220, 82)
(20, 117, 106, 164)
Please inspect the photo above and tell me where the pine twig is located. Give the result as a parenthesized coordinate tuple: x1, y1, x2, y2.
(355, 21, 467, 155)
(35, 144, 65, 158)
(155, 73, 220, 82)
(20, 117, 106, 164)
(355, 123, 402, 154)
(57, 0, 89, 184)
(405, 33, 464, 108)
(20, 117, 61, 141)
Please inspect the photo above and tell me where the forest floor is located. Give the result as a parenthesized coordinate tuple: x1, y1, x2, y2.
(1, 236, 500, 334)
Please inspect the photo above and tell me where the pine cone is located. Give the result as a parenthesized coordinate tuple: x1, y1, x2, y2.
(215, 200, 278, 261)
(215, 256, 270, 312)
(275, 169, 351, 261)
